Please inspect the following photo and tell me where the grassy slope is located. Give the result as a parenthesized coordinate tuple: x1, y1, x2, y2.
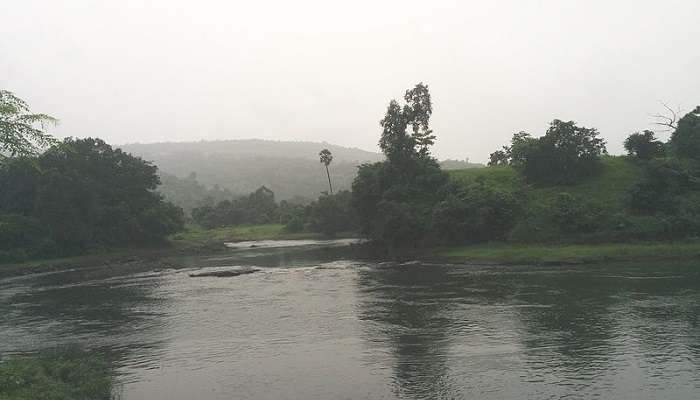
(441, 156, 698, 264)
(449, 155, 645, 212)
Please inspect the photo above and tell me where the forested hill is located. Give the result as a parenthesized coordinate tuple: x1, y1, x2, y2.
(119, 139, 385, 203)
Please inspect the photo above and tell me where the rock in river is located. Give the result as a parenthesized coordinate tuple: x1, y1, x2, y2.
(188, 267, 260, 278)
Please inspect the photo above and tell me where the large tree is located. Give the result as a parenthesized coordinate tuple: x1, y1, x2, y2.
(353, 83, 449, 248)
(0, 90, 57, 162)
(379, 83, 436, 161)
(670, 106, 700, 159)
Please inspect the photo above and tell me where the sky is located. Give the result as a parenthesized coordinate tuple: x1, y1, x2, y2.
(2, 0, 698, 162)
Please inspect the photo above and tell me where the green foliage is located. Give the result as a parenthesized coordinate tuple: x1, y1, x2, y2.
(352, 156, 449, 247)
(158, 172, 237, 214)
(431, 180, 523, 244)
(450, 157, 667, 243)
(628, 157, 700, 214)
(0, 90, 58, 162)
(670, 106, 700, 159)
(0, 138, 184, 259)
(520, 120, 606, 185)
(624, 130, 664, 160)
(491, 121, 606, 185)
(191, 186, 277, 228)
(379, 83, 435, 161)
(306, 191, 355, 236)
(439, 241, 700, 265)
(0, 214, 56, 262)
(0, 347, 115, 400)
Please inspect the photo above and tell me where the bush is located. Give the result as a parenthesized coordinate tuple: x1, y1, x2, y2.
(0, 214, 57, 262)
(0, 346, 115, 400)
(431, 180, 523, 244)
(624, 130, 664, 160)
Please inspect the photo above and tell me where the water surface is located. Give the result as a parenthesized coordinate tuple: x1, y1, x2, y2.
(2, 246, 700, 399)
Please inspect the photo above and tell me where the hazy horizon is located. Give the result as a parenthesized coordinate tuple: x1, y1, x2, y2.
(2, 0, 698, 162)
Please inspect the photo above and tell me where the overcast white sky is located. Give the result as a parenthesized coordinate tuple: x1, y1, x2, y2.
(2, 0, 698, 162)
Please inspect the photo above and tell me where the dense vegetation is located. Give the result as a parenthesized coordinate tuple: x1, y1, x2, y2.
(0, 347, 115, 400)
(0, 92, 188, 262)
(0, 138, 184, 262)
(351, 83, 700, 250)
(191, 187, 356, 237)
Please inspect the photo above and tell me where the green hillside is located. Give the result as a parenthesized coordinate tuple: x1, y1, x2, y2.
(450, 156, 644, 212)
(449, 156, 648, 243)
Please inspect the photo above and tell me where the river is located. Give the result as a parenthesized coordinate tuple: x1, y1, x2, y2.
(2, 242, 700, 399)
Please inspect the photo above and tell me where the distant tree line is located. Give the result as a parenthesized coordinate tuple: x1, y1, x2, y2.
(190, 186, 357, 237)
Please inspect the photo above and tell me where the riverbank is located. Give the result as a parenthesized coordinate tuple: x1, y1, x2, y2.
(0, 347, 115, 400)
(437, 241, 700, 265)
(0, 224, 353, 278)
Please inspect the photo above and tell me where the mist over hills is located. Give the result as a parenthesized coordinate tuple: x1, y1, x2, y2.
(120, 139, 480, 210)
(119, 140, 384, 205)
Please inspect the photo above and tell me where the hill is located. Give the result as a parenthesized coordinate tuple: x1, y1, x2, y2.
(119, 140, 384, 205)
(449, 156, 647, 242)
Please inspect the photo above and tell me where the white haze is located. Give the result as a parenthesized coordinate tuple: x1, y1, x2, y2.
(1, 0, 698, 162)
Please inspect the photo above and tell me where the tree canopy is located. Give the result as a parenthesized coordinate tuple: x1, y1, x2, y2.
(0, 90, 57, 162)
(0, 138, 184, 260)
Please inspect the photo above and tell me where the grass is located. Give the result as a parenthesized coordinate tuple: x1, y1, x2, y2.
(0, 347, 115, 400)
(168, 224, 325, 248)
(438, 241, 700, 265)
(449, 155, 646, 212)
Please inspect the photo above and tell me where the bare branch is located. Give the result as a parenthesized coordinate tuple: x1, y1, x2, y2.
(649, 101, 682, 132)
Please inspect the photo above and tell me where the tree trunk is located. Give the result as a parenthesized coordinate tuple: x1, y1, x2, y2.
(325, 165, 333, 194)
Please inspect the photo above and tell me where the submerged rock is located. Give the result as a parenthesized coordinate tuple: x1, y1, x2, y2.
(188, 267, 259, 278)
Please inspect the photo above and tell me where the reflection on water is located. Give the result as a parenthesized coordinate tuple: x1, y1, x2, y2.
(2, 248, 700, 399)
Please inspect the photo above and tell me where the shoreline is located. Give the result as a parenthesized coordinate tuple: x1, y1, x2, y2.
(435, 241, 700, 265)
(4, 236, 700, 279)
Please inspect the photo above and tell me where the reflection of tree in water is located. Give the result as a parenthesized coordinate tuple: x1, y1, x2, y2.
(513, 269, 620, 369)
(605, 263, 700, 377)
(355, 265, 460, 399)
(513, 263, 700, 391)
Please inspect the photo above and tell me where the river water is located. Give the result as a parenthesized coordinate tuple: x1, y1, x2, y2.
(2, 243, 700, 399)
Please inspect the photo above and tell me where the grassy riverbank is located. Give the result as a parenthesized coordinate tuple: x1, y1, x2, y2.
(168, 223, 325, 250)
(0, 347, 115, 400)
(0, 224, 349, 277)
(438, 241, 700, 265)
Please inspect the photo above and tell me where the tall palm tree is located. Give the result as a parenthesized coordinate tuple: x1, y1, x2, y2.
(319, 148, 333, 194)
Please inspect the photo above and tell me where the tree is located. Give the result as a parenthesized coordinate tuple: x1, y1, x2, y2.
(516, 120, 606, 185)
(488, 150, 509, 166)
(0, 138, 184, 251)
(670, 106, 700, 159)
(353, 83, 449, 248)
(319, 148, 334, 194)
(487, 131, 536, 167)
(379, 83, 435, 161)
(0, 90, 57, 162)
(624, 130, 664, 160)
